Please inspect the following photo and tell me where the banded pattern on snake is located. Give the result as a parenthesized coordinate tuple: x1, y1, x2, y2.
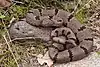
(9, 9, 93, 63)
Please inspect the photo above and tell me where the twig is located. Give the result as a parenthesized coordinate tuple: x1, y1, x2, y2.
(2, 19, 12, 43)
(2, 18, 19, 67)
(7, 17, 16, 28)
(75, 0, 94, 14)
(1, 36, 50, 47)
(71, 0, 81, 14)
(11, 37, 49, 40)
(3, 35, 19, 67)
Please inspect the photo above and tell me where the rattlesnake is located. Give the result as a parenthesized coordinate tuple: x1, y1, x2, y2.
(9, 9, 93, 63)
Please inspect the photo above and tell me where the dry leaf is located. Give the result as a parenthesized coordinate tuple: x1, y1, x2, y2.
(37, 51, 53, 67)
(0, 0, 12, 8)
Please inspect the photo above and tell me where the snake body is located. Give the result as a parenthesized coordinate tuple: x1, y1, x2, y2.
(9, 9, 93, 63)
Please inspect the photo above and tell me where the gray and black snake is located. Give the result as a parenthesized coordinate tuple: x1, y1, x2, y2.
(9, 9, 93, 63)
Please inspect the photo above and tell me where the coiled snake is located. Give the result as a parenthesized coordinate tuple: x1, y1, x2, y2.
(9, 9, 93, 63)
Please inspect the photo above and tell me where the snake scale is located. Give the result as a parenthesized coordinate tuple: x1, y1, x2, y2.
(9, 9, 93, 63)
